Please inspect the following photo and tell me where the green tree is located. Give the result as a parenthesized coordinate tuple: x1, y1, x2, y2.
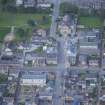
(0, 0, 15, 11)
(0, 0, 8, 10)
(19, 102, 25, 105)
(98, 9, 105, 20)
(60, 2, 79, 15)
(0, 73, 8, 84)
(16, 28, 30, 42)
(16, 28, 25, 41)
(27, 19, 36, 27)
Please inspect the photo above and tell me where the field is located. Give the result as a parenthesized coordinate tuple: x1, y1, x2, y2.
(78, 16, 103, 28)
(0, 12, 51, 41)
(0, 12, 51, 29)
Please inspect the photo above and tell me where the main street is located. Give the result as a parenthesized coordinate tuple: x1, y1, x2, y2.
(50, 0, 60, 38)
(50, 0, 65, 105)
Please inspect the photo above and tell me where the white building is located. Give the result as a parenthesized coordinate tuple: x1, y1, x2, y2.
(24, 0, 36, 8)
(80, 43, 98, 49)
(37, 3, 51, 8)
(16, 0, 23, 6)
(21, 72, 46, 87)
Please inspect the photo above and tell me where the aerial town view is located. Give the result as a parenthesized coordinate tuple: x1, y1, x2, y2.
(0, 0, 105, 105)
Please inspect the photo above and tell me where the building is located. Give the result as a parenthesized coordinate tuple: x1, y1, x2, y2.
(16, 0, 51, 8)
(23, 0, 36, 8)
(66, 37, 78, 65)
(39, 92, 53, 101)
(78, 29, 100, 55)
(16, 0, 23, 6)
(20, 72, 46, 87)
(78, 54, 87, 66)
(3, 97, 14, 105)
(37, 1, 51, 8)
(31, 35, 47, 44)
(24, 51, 46, 67)
(86, 77, 97, 88)
(78, 29, 100, 66)
(16, 0, 37, 7)
(44, 44, 58, 65)
(88, 59, 99, 67)
(32, 29, 47, 38)
(46, 53, 57, 65)
(63, 0, 105, 9)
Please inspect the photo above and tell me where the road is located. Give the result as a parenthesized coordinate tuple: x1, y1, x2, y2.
(14, 72, 22, 105)
(57, 38, 66, 67)
(47, 1, 65, 104)
(53, 69, 64, 105)
(50, 0, 60, 38)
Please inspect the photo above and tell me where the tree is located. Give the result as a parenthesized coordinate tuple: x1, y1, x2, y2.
(16, 28, 25, 41)
(89, 87, 98, 99)
(60, 2, 79, 15)
(19, 102, 25, 105)
(0, 0, 16, 11)
(16, 28, 30, 42)
(98, 9, 105, 20)
(17, 28, 25, 36)
(27, 19, 36, 27)
(0, 0, 8, 10)
(0, 0, 8, 5)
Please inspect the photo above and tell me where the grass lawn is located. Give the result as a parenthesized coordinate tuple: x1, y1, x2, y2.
(0, 27, 10, 41)
(0, 12, 51, 29)
(78, 16, 103, 28)
(0, 12, 51, 42)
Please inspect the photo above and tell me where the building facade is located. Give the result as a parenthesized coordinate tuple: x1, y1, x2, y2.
(21, 72, 46, 87)
(63, 0, 105, 9)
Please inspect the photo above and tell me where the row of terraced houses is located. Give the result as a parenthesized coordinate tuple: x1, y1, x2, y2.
(62, 0, 105, 9)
